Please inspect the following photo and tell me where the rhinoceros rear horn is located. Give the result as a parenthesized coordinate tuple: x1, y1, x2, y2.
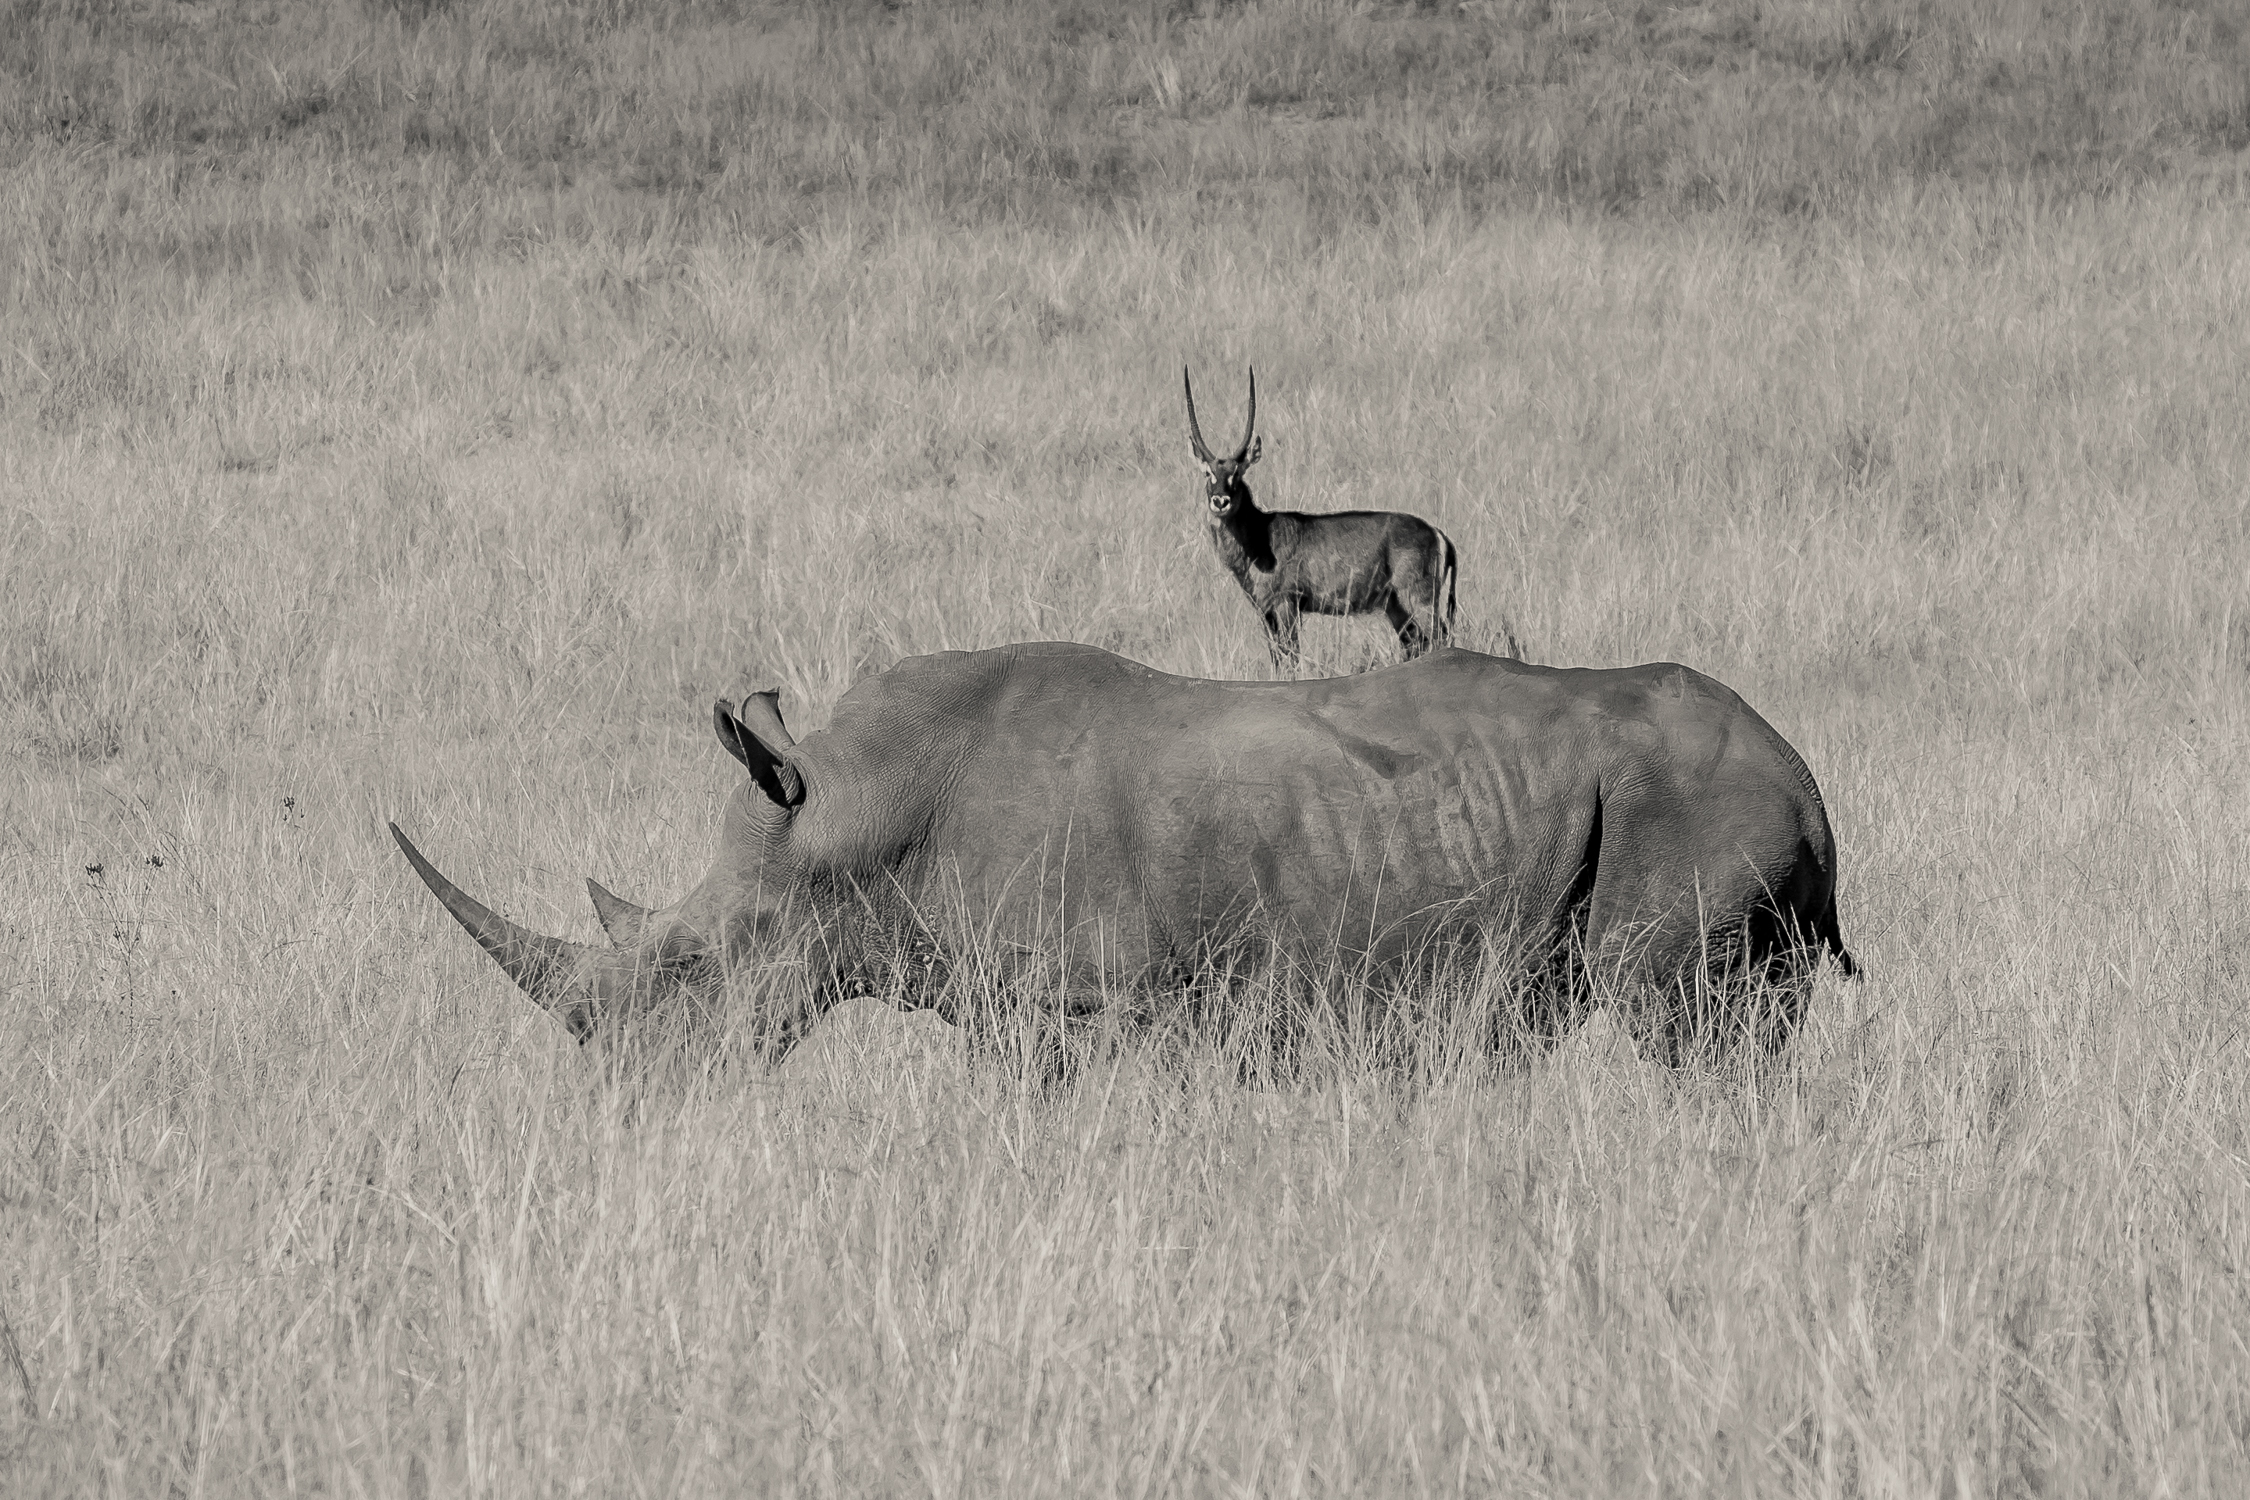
(586, 878, 652, 946)
(586, 880, 709, 965)
(390, 823, 594, 1020)
(715, 692, 805, 809)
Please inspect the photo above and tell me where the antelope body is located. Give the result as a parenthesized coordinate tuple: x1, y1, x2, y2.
(1187, 367, 1462, 667)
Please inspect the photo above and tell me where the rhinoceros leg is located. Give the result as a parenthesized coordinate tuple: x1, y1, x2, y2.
(1586, 815, 1844, 1066)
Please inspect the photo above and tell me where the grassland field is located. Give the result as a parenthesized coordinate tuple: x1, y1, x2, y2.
(7, 0, 2250, 1494)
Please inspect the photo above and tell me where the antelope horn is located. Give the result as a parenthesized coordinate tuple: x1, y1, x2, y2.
(391, 823, 593, 1015)
(1234, 365, 1256, 462)
(1183, 365, 1215, 464)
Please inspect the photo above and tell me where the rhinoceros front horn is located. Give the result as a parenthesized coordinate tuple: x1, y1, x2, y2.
(390, 823, 594, 1020)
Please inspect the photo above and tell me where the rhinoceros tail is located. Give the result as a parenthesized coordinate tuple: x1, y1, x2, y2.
(1815, 892, 1859, 979)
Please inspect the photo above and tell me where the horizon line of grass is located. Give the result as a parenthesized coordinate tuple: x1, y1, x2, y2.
(5, 0, 2247, 239)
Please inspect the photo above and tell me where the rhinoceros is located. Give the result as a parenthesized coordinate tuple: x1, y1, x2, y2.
(392, 642, 1855, 1062)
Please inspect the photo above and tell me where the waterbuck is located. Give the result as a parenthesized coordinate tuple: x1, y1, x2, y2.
(1186, 366, 1461, 668)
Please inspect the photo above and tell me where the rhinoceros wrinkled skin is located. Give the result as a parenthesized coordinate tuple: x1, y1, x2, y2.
(392, 641, 1855, 1061)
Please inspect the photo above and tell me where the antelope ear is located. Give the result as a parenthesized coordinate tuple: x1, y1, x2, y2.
(1245, 435, 1262, 467)
(715, 697, 805, 809)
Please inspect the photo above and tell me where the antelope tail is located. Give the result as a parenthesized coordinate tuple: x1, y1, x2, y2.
(1434, 527, 1458, 644)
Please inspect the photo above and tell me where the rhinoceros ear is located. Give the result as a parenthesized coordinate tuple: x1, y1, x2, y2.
(715, 694, 805, 809)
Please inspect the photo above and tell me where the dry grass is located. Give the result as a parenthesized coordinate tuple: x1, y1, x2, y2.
(6, 1, 2250, 1494)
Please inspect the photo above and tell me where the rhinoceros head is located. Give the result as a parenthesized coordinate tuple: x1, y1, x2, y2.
(392, 688, 817, 1048)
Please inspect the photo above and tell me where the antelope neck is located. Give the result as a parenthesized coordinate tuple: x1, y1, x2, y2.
(1207, 499, 1276, 575)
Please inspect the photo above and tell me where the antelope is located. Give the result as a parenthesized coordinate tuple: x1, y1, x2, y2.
(1185, 366, 1461, 668)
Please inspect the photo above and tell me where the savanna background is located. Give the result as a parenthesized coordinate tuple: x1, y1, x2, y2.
(6, 0, 2250, 1492)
